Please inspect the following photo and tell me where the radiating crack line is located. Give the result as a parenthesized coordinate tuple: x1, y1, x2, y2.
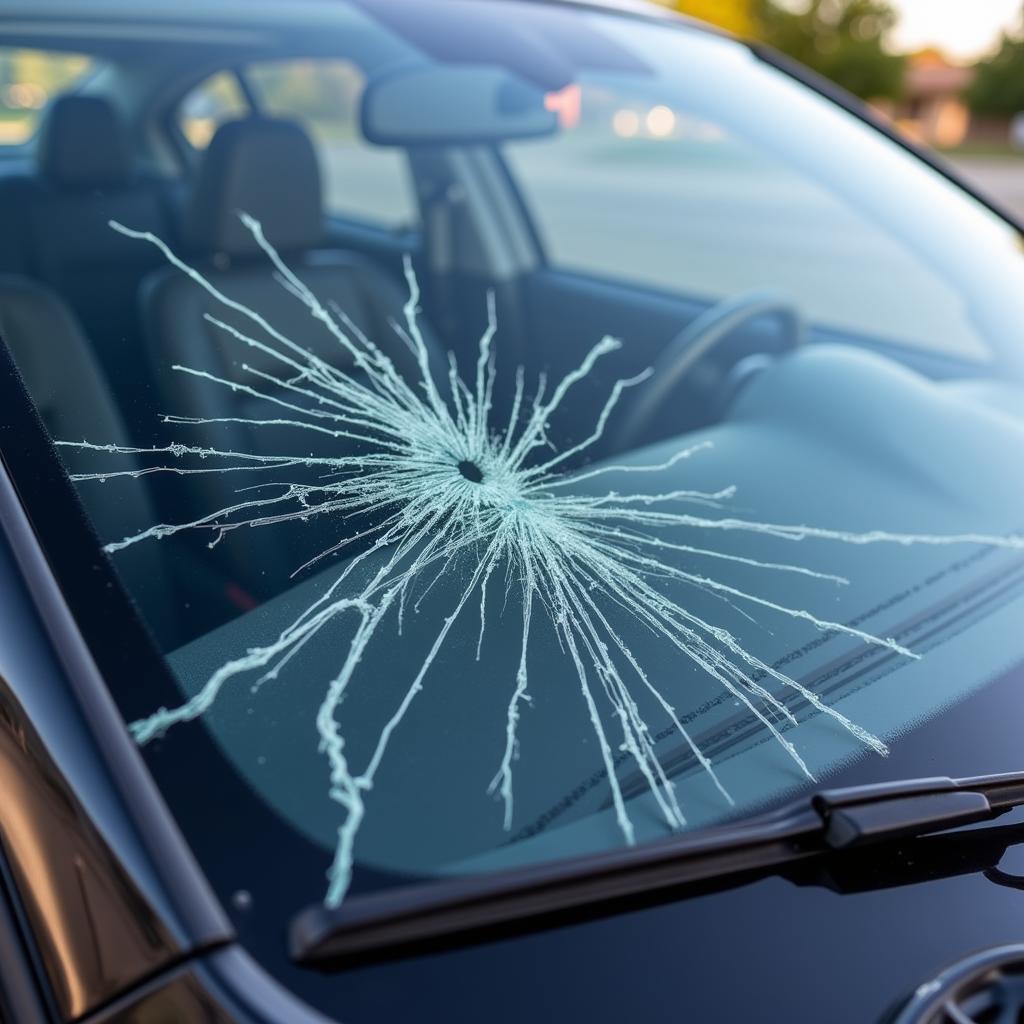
(56, 215, 1024, 908)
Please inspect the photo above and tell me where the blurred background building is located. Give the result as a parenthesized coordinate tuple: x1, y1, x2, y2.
(893, 49, 973, 149)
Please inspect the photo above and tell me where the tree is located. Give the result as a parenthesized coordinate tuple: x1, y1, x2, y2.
(667, 1, 905, 101)
(753, 0, 905, 101)
(671, 0, 756, 36)
(967, 29, 1024, 117)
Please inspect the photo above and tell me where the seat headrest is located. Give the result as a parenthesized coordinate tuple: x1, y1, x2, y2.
(36, 95, 132, 189)
(184, 117, 323, 257)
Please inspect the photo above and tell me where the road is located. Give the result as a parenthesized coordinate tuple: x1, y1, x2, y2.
(324, 141, 1024, 363)
(948, 156, 1024, 221)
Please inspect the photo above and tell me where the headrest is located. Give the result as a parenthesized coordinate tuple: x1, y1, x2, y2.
(184, 117, 323, 257)
(36, 95, 132, 189)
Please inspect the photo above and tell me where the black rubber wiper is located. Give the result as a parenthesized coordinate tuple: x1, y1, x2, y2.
(290, 770, 1024, 970)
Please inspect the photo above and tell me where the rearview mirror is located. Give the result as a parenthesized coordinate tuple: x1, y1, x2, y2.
(361, 64, 559, 146)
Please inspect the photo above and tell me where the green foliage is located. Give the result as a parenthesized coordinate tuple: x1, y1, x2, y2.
(671, 0, 756, 36)
(753, 0, 905, 101)
(967, 29, 1024, 117)
(669, 0, 905, 101)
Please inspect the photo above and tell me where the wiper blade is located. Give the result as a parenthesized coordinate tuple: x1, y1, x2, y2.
(290, 770, 1024, 970)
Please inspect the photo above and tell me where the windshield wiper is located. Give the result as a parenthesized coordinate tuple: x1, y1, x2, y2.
(290, 770, 1024, 970)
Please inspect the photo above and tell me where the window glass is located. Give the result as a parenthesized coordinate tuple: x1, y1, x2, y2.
(505, 40, 997, 361)
(248, 59, 416, 229)
(7, 7, 1024, 1007)
(181, 60, 417, 229)
(178, 70, 249, 149)
(0, 48, 95, 145)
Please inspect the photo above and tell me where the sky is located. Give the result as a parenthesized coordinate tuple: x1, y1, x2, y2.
(890, 0, 1022, 60)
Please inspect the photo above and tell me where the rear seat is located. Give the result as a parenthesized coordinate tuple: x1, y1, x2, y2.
(0, 94, 175, 438)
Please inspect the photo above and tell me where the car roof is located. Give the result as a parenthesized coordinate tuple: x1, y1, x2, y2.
(0, 0, 675, 17)
(0, 0, 717, 71)
(0, 0, 693, 33)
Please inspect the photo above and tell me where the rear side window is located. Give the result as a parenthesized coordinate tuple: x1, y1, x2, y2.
(0, 48, 96, 145)
(178, 70, 248, 148)
(178, 60, 417, 230)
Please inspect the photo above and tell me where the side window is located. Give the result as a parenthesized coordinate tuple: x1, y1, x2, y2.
(504, 80, 987, 361)
(0, 48, 96, 146)
(178, 70, 249, 149)
(178, 60, 417, 231)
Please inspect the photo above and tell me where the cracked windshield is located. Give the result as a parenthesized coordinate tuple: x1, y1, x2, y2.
(5, 0, 1024, 928)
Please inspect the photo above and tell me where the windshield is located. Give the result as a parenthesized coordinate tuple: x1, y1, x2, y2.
(3, 0, 1024, 988)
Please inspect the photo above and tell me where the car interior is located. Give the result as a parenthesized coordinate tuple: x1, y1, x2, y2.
(0, 31, 528, 648)
(10, 10, 1024, 1001)
(0, 5, 1021, 664)
(0, 21, 729, 650)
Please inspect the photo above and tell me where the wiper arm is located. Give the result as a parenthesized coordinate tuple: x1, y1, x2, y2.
(290, 770, 1024, 970)
(810, 771, 1024, 847)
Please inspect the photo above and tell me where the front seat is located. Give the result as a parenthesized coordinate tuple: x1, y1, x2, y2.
(0, 275, 183, 646)
(140, 117, 442, 593)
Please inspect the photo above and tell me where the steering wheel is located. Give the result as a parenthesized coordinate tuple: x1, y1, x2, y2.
(612, 289, 804, 452)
